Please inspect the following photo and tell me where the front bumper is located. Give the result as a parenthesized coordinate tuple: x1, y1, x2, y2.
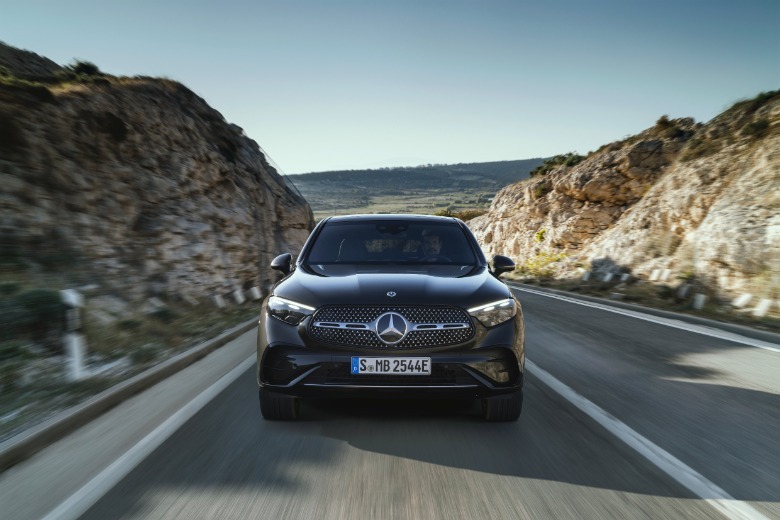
(257, 302, 525, 399)
(259, 345, 523, 399)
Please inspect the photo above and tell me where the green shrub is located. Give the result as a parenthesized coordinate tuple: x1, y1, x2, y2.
(151, 306, 177, 323)
(530, 153, 584, 177)
(53, 60, 108, 85)
(455, 209, 487, 221)
(118, 319, 143, 330)
(0, 76, 55, 103)
(518, 251, 566, 278)
(0, 234, 25, 271)
(534, 229, 546, 242)
(661, 125, 685, 139)
(656, 115, 672, 128)
(729, 89, 780, 116)
(681, 138, 720, 162)
(433, 209, 487, 221)
(533, 182, 552, 199)
(68, 60, 101, 76)
(654, 115, 688, 138)
(0, 283, 21, 296)
(0, 297, 29, 340)
(15, 289, 64, 327)
(563, 154, 583, 167)
(742, 119, 769, 139)
(131, 344, 158, 365)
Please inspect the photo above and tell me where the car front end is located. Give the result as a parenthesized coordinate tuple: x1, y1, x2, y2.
(257, 215, 525, 421)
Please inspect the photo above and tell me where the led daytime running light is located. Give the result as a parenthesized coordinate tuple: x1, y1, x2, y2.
(468, 298, 516, 328)
(468, 299, 514, 313)
(271, 296, 315, 312)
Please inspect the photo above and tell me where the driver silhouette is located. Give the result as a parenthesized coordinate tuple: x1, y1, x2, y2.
(421, 231, 442, 257)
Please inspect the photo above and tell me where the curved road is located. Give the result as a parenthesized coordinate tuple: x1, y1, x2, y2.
(4, 286, 780, 519)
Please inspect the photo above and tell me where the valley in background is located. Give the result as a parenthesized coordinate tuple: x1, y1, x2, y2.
(286, 159, 544, 220)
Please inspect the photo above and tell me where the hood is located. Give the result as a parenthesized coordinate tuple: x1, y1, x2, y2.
(274, 265, 512, 308)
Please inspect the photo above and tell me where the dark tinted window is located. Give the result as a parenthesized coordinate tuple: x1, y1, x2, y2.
(306, 221, 478, 265)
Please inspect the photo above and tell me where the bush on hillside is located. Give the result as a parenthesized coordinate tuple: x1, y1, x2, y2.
(68, 60, 101, 76)
(730, 90, 780, 116)
(742, 118, 769, 139)
(433, 209, 487, 221)
(530, 153, 584, 177)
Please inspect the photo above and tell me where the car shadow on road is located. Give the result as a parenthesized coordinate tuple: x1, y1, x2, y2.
(83, 356, 780, 520)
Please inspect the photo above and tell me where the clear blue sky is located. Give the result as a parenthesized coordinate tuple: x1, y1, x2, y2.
(2, 0, 778, 173)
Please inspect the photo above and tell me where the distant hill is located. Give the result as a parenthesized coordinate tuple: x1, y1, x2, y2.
(287, 159, 544, 216)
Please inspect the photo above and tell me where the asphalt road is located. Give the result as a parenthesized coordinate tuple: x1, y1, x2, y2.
(75, 287, 780, 520)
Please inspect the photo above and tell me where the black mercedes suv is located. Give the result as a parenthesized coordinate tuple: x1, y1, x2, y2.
(257, 214, 525, 421)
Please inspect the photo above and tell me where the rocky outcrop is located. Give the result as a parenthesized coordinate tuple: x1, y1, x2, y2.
(470, 92, 780, 298)
(1, 43, 313, 305)
(0, 42, 62, 80)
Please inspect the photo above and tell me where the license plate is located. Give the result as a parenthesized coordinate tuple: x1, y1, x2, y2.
(351, 357, 431, 375)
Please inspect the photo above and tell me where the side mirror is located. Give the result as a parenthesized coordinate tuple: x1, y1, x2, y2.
(491, 255, 515, 278)
(271, 253, 293, 275)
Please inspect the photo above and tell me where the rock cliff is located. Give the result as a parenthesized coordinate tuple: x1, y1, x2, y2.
(469, 92, 780, 299)
(1, 43, 313, 305)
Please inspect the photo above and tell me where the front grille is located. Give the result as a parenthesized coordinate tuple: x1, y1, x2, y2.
(309, 306, 474, 349)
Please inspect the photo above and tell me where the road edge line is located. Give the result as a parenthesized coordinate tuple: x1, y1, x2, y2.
(0, 318, 258, 472)
(512, 285, 780, 353)
(526, 359, 770, 520)
(41, 354, 256, 520)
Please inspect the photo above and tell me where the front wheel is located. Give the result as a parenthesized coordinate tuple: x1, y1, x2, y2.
(259, 388, 300, 420)
(482, 390, 522, 422)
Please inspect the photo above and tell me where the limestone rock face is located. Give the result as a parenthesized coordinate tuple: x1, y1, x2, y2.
(1, 44, 313, 303)
(470, 95, 780, 297)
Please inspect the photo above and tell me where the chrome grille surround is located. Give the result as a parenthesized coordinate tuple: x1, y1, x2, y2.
(309, 306, 474, 348)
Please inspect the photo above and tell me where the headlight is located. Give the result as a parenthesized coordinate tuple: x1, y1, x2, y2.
(267, 296, 315, 325)
(468, 298, 516, 328)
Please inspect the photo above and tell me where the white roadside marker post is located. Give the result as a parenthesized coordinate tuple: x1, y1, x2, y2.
(61, 289, 87, 381)
(752, 299, 771, 318)
(732, 293, 752, 308)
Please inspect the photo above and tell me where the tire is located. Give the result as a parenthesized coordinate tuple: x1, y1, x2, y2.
(482, 390, 523, 422)
(259, 388, 300, 420)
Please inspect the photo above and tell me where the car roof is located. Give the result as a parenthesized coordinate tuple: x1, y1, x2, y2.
(325, 214, 460, 224)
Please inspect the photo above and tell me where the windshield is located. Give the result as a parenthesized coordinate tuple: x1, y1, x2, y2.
(305, 220, 479, 266)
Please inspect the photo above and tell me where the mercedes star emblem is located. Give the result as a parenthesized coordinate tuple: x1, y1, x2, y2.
(387, 291, 396, 297)
(375, 312, 408, 344)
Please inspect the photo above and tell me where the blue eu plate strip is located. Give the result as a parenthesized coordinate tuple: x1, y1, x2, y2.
(351, 357, 359, 374)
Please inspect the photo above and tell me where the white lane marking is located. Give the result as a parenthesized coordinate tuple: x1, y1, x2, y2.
(42, 355, 256, 520)
(511, 285, 780, 353)
(527, 360, 771, 520)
